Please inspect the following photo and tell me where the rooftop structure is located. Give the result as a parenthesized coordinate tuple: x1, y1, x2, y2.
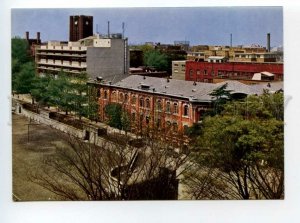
(35, 34, 129, 80)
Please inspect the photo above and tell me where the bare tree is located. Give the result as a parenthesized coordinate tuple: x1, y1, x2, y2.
(30, 127, 191, 200)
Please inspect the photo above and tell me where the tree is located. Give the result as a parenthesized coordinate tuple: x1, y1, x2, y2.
(11, 37, 32, 92)
(104, 103, 124, 130)
(209, 83, 232, 115)
(30, 129, 191, 200)
(144, 50, 168, 71)
(184, 92, 284, 199)
(14, 62, 36, 94)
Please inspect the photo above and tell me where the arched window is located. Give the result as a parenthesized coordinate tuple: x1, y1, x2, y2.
(111, 91, 116, 101)
(156, 100, 162, 111)
(173, 103, 178, 114)
(119, 93, 124, 102)
(124, 94, 129, 103)
(145, 98, 150, 108)
(140, 98, 144, 107)
(183, 105, 189, 116)
(166, 101, 171, 113)
(131, 95, 136, 105)
(173, 122, 178, 132)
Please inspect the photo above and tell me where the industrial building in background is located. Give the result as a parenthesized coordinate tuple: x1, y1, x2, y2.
(35, 15, 129, 82)
(69, 15, 93, 42)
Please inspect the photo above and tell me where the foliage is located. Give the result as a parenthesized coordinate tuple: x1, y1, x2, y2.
(14, 62, 36, 94)
(105, 103, 124, 130)
(12, 37, 33, 92)
(209, 83, 232, 115)
(185, 92, 284, 199)
(144, 50, 168, 71)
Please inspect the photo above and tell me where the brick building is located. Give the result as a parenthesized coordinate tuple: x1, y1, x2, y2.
(185, 61, 283, 83)
(88, 75, 276, 134)
(25, 31, 41, 57)
(69, 15, 93, 41)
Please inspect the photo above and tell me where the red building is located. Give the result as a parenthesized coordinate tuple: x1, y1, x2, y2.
(88, 75, 280, 136)
(185, 61, 283, 83)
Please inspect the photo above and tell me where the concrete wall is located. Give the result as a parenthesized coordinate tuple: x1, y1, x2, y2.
(87, 38, 129, 79)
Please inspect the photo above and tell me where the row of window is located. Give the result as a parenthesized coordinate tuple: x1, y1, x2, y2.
(131, 113, 182, 131)
(101, 90, 190, 116)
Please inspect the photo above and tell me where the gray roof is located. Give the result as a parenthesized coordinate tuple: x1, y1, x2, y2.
(103, 75, 272, 102)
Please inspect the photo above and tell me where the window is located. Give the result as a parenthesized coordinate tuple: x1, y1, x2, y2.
(124, 94, 129, 103)
(119, 93, 124, 102)
(131, 95, 136, 105)
(196, 69, 200, 75)
(189, 69, 193, 78)
(146, 116, 150, 125)
(111, 91, 116, 101)
(173, 122, 178, 132)
(156, 118, 161, 128)
(183, 105, 189, 116)
(174, 103, 178, 114)
(132, 113, 136, 122)
(104, 91, 108, 99)
(146, 98, 150, 108)
(166, 101, 171, 113)
(204, 69, 208, 75)
(140, 98, 144, 107)
(156, 100, 162, 111)
(97, 89, 101, 97)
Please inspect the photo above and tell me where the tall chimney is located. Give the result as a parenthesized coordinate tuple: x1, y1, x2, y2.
(267, 33, 271, 52)
(108, 21, 110, 38)
(25, 31, 29, 40)
(230, 33, 232, 47)
(37, 32, 40, 43)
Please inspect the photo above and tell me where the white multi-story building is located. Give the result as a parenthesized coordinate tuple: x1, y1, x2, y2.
(35, 34, 129, 81)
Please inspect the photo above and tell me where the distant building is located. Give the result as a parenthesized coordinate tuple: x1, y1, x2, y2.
(185, 61, 283, 83)
(172, 61, 186, 80)
(88, 75, 279, 134)
(25, 31, 41, 57)
(69, 15, 93, 41)
(35, 34, 129, 81)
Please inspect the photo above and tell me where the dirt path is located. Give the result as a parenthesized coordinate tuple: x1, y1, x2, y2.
(12, 113, 69, 201)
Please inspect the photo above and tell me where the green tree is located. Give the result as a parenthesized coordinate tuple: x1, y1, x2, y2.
(14, 62, 36, 95)
(144, 50, 168, 71)
(209, 83, 232, 115)
(11, 37, 32, 91)
(105, 103, 123, 129)
(185, 92, 284, 199)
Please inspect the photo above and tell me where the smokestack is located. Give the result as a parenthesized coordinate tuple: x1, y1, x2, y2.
(37, 32, 40, 43)
(267, 33, 271, 52)
(108, 21, 110, 38)
(230, 33, 232, 47)
(25, 31, 29, 40)
(122, 22, 125, 39)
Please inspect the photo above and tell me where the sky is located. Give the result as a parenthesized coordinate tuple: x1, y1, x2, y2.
(11, 7, 283, 47)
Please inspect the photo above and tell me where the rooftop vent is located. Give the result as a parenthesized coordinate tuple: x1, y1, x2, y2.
(193, 81, 197, 86)
(96, 76, 103, 82)
(192, 89, 196, 92)
(143, 76, 146, 80)
(167, 78, 170, 82)
(141, 84, 150, 90)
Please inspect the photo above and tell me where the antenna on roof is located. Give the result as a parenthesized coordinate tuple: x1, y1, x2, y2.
(122, 22, 125, 38)
(96, 24, 99, 34)
(107, 21, 110, 38)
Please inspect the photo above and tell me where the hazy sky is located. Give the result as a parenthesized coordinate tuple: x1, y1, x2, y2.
(12, 7, 283, 47)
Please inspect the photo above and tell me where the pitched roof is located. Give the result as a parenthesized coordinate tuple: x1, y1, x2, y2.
(105, 75, 265, 102)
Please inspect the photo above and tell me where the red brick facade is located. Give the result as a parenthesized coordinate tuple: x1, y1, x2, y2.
(185, 61, 283, 83)
(97, 85, 209, 133)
